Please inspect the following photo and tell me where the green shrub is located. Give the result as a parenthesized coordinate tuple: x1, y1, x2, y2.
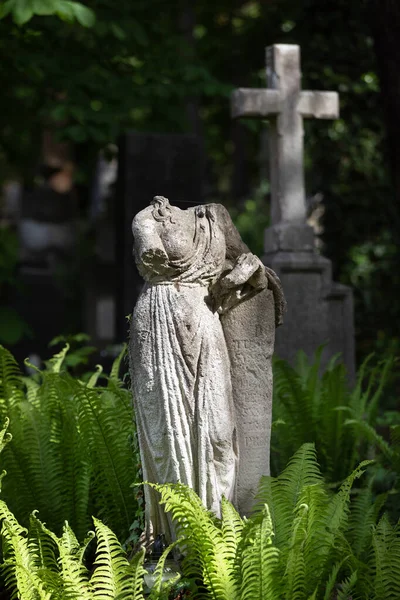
(0, 343, 142, 542)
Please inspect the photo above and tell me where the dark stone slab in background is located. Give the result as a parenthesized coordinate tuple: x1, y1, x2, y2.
(116, 132, 205, 341)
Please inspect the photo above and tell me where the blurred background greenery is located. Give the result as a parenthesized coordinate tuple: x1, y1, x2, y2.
(0, 0, 399, 371)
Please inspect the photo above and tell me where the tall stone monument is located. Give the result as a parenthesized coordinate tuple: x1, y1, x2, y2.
(232, 44, 355, 379)
(129, 196, 284, 540)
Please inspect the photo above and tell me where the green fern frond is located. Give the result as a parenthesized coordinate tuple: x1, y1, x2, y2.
(255, 444, 322, 548)
(1, 518, 52, 600)
(91, 516, 133, 599)
(21, 377, 40, 407)
(153, 482, 239, 600)
(0, 498, 28, 537)
(336, 570, 358, 600)
(29, 512, 58, 571)
(75, 384, 138, 538)
(345, 419, 392, 460)
(0, 417, 12, 453)
(326, 460, 373, 539)
(0, 345, 24, 417)
(283, 501, 308, 600)
(123, 547, 146, 600)
(110, 344, 127, 382)
(239, 503, 279, 600)
(273, 359, 316, 445)
(46, 344, 70, 373)
(364, 355, 394, 422)
(283, 483, 331, 599)
(148, 538, 182, 599)
(50, 522, 92, 600)
(221, 496, 244, 563)
(323, 558, 348, 600)
(347, 487, 388, 559)
(372, 515, 400, 599)
(87, 365, 103, 388)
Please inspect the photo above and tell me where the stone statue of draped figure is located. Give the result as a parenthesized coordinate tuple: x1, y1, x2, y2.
(129, 196, 285, 542)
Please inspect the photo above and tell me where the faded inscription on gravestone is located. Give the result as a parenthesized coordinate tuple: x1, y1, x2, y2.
(222, 289, 276, 515)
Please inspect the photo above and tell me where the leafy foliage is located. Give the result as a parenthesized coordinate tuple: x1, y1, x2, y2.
(271, 347, 395, 483)
(0, 343, 142, 542)
(0, 402, 398, 598)
(0, 0, 95, 27)
(153, 444, 400, 599)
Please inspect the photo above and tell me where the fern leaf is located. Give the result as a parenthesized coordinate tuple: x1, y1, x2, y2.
(75, 384, 138, 539)
(0, 417, 12, 453)
(372, 515, 400, 599)
(122, 547, 146, 600)
(282, 484, 331, 599)
(46, 344, 70, 373)
(21, 377, 40, 407)
(91, 516, 133, 599)
(0, 345, 24, 418)
(255, 444, 322, 549)
(326, 460, 373, 538)
(2, 519, 52, 600)
(345, 419, 392, 460)
(239, 503, 279, 600)
(110, 344, 127, 382)
(283, 502, 308, 600)
(323, 558, 348, 600)
(148, 538, 182, 599)
(29, 512, 58, 571)
(336, 570, 358, 600)
(49, 522, 92, 600)
(221, 496, 244, 563)
(87, 365, 103, 388)
(153, 482, 239, 600)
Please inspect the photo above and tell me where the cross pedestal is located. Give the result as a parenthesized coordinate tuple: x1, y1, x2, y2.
(231, 44, 355, 379)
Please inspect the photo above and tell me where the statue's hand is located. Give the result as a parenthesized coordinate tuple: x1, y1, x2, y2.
(219, 253, 267, 290)
(211, 253, 268, 314)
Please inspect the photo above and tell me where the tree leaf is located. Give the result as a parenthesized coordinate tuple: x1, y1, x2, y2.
(32, 0, 57, 16)
(0, 0, 14, 19)
(12, 0, 35, 25)
(69, 1, 95, 27)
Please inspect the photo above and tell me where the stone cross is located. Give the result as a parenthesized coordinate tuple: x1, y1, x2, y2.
(231, 44, 339, 225)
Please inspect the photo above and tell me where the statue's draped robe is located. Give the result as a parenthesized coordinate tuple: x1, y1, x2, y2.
(130, 206, 238, 539)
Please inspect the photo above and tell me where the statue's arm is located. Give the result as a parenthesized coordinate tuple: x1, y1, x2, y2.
(132, 213, 170, 276)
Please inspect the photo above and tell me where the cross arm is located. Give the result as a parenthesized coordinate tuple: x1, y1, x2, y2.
(298, 91, 339, 119)
(231, 88, 281, 119)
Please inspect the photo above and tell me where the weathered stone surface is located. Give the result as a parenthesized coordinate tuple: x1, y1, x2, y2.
(221, 288, 275, 515)
(231, 44, 339, 225)
(129, 197, 284, 541)
(264, 222, 315, 252)
(264, 250, 355, 380)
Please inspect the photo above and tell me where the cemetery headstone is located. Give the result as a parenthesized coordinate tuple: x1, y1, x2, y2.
(129, 196, 285, 540)
(116, 133, 205, 341)
(232, 44, 355, 379)
(13, 167, 80, 361)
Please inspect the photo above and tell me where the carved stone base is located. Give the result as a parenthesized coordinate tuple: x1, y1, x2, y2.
(263, 247, 355, 381)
